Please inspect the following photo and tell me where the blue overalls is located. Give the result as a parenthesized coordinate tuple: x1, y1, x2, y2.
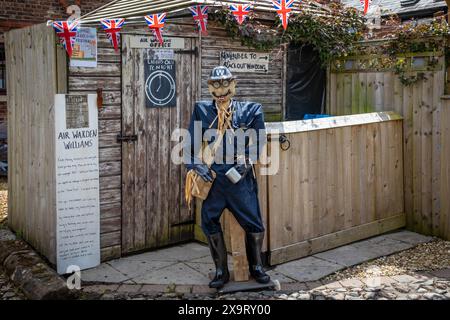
(185, 100, 266, 236)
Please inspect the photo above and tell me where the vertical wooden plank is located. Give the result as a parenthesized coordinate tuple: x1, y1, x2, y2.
(357, 124, 368, 225)
(121, 35, 136, 252)
(308, 130, 320, 237)
(334, 127, 345, 232)
(342, 126, 353, 229)
(374, 72, 384, 111)
(432, 69, 444, 236)
(383, 72, 394, 111)
(335, 74, 344, 116)
(351, 73, 359, 114)
(440, 98, 450, 239)
(420, 72, 433, 234)
(412, 78, 423, 233)
(358, 72, 368, 114)
(366, 73, 376, 113)
(133, 46, 146, 249)
(366, 123, 376, 222)
(328, 72, 337, 115)
(350, 125, 361, 227)
(300, 131, 313, 239)
(403, 73, 414, 230)
(343, 74, 352, 115)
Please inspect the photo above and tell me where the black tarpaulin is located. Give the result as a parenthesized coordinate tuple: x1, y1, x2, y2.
(285, 44, 326, 120)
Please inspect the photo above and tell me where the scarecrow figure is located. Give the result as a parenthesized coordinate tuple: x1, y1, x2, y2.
(184, 66, 270, 288)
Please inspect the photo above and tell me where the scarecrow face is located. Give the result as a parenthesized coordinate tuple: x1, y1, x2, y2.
(208, 79, 236, 104)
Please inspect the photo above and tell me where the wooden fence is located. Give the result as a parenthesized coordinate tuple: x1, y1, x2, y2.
(264, 112, 405, 264)
(328, 48, 450, 240)
(5, 24, 67, 264)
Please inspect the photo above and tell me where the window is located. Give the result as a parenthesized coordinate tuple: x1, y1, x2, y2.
(0, 43, 5, 95)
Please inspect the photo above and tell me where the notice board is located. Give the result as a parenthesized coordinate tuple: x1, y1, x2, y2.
(54, 94, 100, 274)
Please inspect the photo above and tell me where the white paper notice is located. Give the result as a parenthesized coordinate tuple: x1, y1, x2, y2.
(55, 94, 100, 275)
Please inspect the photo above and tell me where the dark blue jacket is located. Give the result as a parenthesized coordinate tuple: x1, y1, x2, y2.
(184, 100, 266, 175)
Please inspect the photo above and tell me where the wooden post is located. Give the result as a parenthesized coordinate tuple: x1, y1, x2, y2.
(224, 211, 250, 282)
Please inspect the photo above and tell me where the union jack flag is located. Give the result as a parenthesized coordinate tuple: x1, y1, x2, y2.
(52, 20, 79, 57)
(144, 13, 167, 45)
(360, 0, 372, 15)
(230, 4, 252, 25)
(272, 0, 296, 30)
(189, 5, 208, 35)
(100, 18, 125, 52)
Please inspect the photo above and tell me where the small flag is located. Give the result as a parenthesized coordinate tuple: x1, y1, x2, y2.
(230, 4, 252, 25)
(144, 13, 167, 45)
(360, 0, 372, 15)
(52, 20, 79, 57)
(100, 18, 125, 52)
(272, 0, 296, 30)
(189, 5, 208, 35)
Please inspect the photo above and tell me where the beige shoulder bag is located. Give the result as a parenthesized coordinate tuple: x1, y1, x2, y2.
(185, 132, 224, 205)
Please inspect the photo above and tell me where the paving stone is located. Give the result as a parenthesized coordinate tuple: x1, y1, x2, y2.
(280, 282, 308, 291)
(339, 278, 364, 288)
(116, 284, 142, 294)
(81, 263, 129, 283)
(82, 284, 119, 294)
(390, 274, 417, 283)
(266, 269, 297, 283)
(383, 230, 433, 245)
(184, 262, 231, 278)
(275, 256, 344, 282)
(192, 285, 216, 294)
(427, 268, 450, 280)
(361, 276, 397, 288)
(322, 281, 342, 290)
(352, 236, 414, 257)
(313, 244, 380, 267)
(131, 262, 211, 285)
(122, 243, 211, 263)
(140, 284, 169, 294)
(107, 259, 174, 279)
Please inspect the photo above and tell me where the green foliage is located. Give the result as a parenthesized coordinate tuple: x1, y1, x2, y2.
(209, 3, 365, 65)
(210, 5, 449, 86)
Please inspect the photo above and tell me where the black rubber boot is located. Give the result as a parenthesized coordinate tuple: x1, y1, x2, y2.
(246, 232, 271, 284)
(206, 232, 230, 289)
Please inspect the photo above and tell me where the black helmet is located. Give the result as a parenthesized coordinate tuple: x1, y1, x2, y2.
(209, 66, 235, 81)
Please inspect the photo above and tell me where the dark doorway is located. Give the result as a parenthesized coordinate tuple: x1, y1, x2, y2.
(285, 44, 326, 120)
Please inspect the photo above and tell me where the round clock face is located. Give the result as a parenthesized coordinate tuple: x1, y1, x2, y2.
(145, 70, 176, 107)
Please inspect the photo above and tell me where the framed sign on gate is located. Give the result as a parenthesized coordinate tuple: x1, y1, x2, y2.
(144, 49, 177, 108)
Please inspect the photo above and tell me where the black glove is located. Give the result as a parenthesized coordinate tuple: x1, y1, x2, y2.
(193, 164, 214, 182)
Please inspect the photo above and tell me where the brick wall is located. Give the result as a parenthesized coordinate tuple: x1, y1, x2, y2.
(0, 1, 111, 32)
(0, 0, 111, 132)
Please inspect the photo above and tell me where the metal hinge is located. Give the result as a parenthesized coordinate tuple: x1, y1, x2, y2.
(117, 134, 138, 143)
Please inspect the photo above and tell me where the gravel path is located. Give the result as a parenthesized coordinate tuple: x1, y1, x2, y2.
(324, 239, 450, 282)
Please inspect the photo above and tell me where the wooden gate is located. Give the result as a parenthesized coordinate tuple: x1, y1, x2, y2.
(121, 35, 199, 254)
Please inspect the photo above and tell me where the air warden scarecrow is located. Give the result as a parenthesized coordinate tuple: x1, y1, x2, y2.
(184, 66, 270, 289)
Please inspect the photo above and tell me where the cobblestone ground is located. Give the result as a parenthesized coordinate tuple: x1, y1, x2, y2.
(0, 270, 26, 300)
(80, 269, 450, 300)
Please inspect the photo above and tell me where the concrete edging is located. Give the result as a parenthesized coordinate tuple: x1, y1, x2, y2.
(0, 229, 78, 300)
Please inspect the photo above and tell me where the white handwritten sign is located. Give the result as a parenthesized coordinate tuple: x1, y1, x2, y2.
(130, 36, 185, 49)
(55, 94, 100, 275)
(220, 51, 270, 73)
